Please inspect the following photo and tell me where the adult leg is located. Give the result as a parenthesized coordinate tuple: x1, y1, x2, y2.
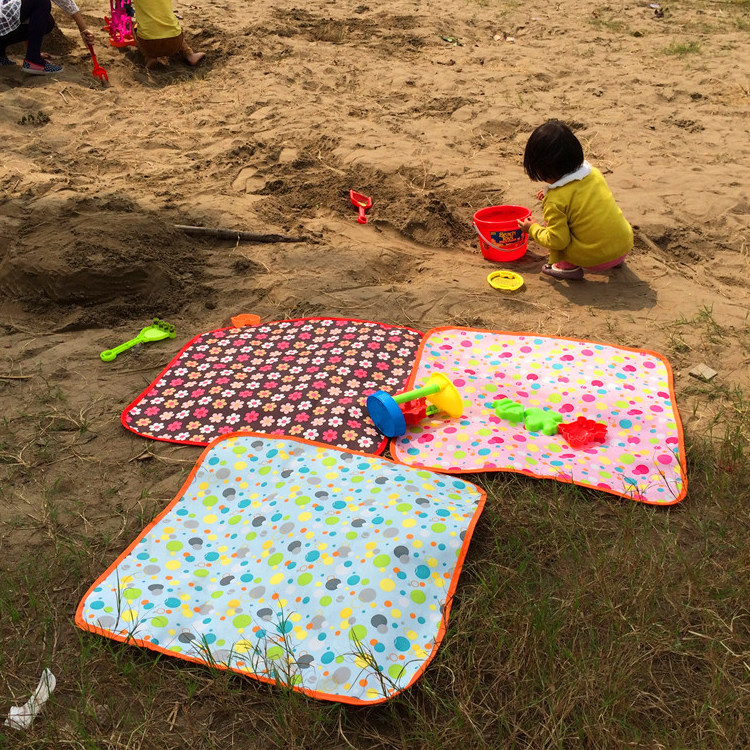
(1, 26, 28, 59)
(19, 0, 54, 65)
(1, 17, 53, 64)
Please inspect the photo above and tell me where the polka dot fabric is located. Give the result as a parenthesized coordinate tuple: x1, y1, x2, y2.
(76, 433, 486, 704)
(391, 328, 687, 505)
(121, 318, 423, 454)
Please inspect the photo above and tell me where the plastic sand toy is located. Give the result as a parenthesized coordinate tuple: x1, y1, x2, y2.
(494, 399, 563, 435)
(104, 0, 136, 47)
(399, 397, 438, 426)
(100, 319, 176, 362)
(558, 417, 608, 448)
(493, 397, 525, 423)
(350, 190, 373, 224)
(231, 314, 261, 328)
(473, 205, 532, 262)
(87, 44, 108, 82)
(487, 270, 524, 291)
(523, 406, 563, 436)
(367, 373, 463, 438)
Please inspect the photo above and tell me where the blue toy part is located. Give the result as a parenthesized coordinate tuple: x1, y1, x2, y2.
(523, 407, 563, 436)
(366, 391, 407, 438)
(493, 397, 525, 423)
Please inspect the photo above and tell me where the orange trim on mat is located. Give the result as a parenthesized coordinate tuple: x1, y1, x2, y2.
(119, 316, 423, 456)
(74, 429, 486, 706)
(389, 326, 688, 506)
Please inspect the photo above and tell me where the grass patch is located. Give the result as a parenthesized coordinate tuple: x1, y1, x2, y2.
(2, 371, 750, 748)
(664, 40, 702, 55)
(589, 16, 628, 33)
(663, 304, 728, 369)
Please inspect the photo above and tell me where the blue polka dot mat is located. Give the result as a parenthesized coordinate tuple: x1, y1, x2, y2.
(76, 432, 486, 704)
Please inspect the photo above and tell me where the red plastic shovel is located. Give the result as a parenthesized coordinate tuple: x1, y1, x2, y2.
(349, 190, 372, 224)
(87, 44, 109, 82)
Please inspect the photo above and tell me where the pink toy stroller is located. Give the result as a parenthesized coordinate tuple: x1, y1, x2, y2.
(104, 0, 136, 47)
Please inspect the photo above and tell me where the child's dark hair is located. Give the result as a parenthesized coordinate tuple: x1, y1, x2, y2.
(523, 120, 585, 183)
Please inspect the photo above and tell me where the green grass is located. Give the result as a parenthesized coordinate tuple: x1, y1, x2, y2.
(2, 374, 750, 748)
(589, 16, 628, 33)
(664, 40, 702, 55)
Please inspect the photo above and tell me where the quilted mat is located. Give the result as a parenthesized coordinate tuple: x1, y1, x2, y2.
(122, 318, 422, 454)
(390, 328, 687, 505)
(76, 433, 486, 704)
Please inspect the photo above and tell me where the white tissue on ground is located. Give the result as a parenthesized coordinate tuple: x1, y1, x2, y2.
(4, 669, 57, 730)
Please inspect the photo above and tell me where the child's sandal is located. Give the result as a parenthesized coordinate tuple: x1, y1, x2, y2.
(542, 263, 584, 280)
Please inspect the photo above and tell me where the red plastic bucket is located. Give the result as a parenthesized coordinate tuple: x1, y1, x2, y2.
(473, 205, 532, 262)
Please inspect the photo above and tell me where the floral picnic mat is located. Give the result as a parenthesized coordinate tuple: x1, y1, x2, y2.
(122, 318, 422, 454)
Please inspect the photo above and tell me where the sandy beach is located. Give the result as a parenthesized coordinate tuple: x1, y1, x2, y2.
(1, 0, 750, 741)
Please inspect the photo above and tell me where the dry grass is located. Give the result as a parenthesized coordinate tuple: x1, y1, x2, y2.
(3, 0, 750, 741)
(2, 360, 750, 749)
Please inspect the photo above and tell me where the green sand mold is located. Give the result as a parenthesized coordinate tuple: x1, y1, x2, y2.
(493, 399, 563, 436)
(523, 407, 563, 436)
(493, 398, 525, 423)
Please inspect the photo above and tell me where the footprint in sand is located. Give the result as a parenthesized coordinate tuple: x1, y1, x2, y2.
(231, 166, 267, 193)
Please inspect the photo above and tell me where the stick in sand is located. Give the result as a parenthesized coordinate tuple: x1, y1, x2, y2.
(174, 225, 306, 243)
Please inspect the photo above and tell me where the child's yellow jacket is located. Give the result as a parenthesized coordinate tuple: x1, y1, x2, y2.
(132, 0, 181, 39)
(528, 167, 633, 267)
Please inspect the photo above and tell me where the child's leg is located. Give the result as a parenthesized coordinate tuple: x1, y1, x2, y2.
(136, 31, 183, 68)
(179, 38, 204, 66)
(583, 254, 628, 272)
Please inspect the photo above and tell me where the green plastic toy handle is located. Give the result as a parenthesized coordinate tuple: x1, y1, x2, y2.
(100, 337, 141, 361)
(393, 382, 441, 404)
(100, 319, 175, 362)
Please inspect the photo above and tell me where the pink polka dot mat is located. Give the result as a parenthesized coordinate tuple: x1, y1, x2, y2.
(121, 318, 423, 455)
(76, 433, 486, 705)
(390, 328, 687, 505)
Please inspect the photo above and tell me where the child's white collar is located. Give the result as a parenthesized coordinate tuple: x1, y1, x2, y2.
(543, 161, 592, 195)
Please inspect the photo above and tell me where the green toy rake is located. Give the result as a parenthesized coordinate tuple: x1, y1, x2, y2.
(100, 319, 176, 362)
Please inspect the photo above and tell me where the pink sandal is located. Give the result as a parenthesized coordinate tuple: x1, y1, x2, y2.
(542, 263, 584, 280)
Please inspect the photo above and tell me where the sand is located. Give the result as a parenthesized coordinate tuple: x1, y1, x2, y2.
(1, 0, 749, 561)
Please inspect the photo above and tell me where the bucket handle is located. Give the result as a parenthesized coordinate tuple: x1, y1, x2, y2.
(473, 222, 527, 253)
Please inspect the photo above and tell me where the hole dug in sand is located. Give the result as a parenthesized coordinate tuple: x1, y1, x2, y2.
(0, 258, 172, 306)
(0, 197, 204, 327)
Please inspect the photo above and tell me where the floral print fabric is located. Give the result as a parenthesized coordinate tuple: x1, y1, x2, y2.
(122, 318, 423, 453)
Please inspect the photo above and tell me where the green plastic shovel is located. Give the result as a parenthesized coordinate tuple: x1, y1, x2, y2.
(100, 318, 176, 362)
